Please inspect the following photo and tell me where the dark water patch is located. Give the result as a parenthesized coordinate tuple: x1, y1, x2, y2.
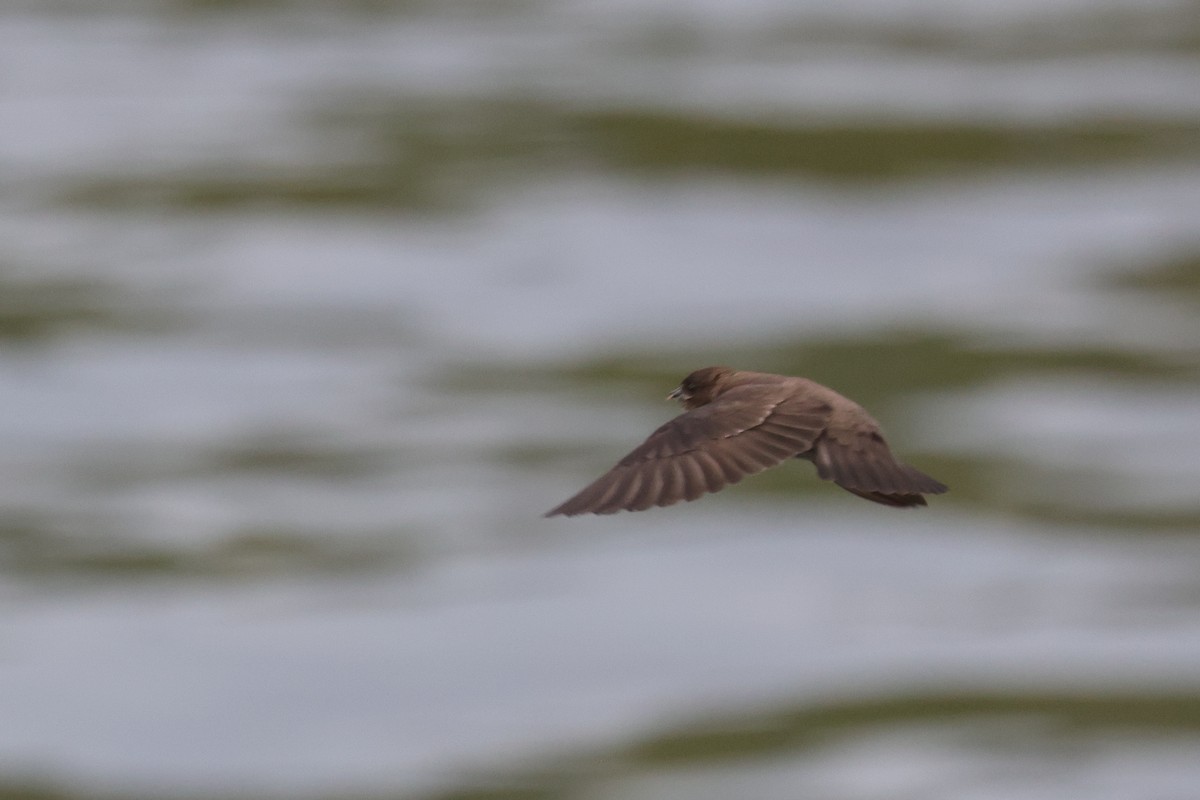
(723, 332, 1195, 409)
(0, 780, 79, 800)
(425, 787, 563, 800)
(434, 360, 659, 396)
(0, 512, 413, 582)
(70, 435, 406, 492)
(350, 101, 1200, 185)
(755, 7, 1200, 60)
(0, 270, 178, 345)
(1106, 248, 1200, 301)
(489, 443, 579, 470)
(161, 0, 540, 19)
(7, 0, 534, 19)
(569, 112, 1200, 183)
(59, 101, 1200, 213)
(194, 305, 423, 352)
(621, 691, 1200, 765)
(203, 433, 395, 479)
(204, 528, 411, 576)
(59, 166, 456, 215)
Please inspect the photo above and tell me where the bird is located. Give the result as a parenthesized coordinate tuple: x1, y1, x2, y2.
(545, 366, 947, 516)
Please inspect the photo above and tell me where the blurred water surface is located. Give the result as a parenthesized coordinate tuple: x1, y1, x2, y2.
(1, 1, 1199, 798)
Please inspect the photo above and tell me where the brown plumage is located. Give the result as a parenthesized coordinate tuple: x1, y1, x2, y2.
(545, 366, 947, 516)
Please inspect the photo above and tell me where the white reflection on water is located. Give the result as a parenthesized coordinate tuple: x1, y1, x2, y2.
(924, 377, 1200, 508)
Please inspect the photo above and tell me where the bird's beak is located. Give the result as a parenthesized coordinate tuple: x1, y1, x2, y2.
(667, 385, 688, 402)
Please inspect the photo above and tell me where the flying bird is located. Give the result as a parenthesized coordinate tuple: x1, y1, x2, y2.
(545, 366, 947, 516)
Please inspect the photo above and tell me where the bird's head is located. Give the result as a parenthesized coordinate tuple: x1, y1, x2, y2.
(667, 366, 735, 409)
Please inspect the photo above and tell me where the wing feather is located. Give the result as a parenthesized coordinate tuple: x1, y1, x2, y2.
(688, 450, 729, 493)
(656, 459, 685, 508)
(626, 463, 663, 512)
(677, 456, 709, 502)
(545, 382, 830, 516)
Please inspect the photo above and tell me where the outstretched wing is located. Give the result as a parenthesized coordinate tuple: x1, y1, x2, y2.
(545, 384, 831, 516)
(811, 425, 948, 508)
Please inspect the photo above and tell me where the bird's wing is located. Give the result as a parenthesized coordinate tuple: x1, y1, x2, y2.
(811, 422, 948, 507)
(545, 383, 831, 516)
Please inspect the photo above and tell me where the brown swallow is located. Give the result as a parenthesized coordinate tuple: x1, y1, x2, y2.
(545, 366, 947, 516)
